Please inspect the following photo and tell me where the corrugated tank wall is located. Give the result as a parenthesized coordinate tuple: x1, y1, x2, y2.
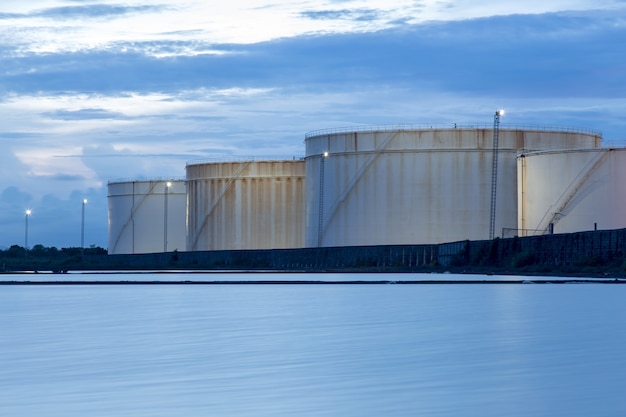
(107, 180, 187, 254)
(186, 160, 305, 251)
(304, 126, 602, 247)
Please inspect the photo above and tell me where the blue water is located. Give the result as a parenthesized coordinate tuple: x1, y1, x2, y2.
(1, 273, 625, 416)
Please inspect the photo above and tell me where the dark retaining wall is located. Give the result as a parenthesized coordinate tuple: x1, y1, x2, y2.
(440, 228, 626, 268)
(94, 244, 439, 270)
(83, 228, 626, 271)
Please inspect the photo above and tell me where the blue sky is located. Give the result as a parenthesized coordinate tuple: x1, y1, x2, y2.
(1, 0, 625, 249)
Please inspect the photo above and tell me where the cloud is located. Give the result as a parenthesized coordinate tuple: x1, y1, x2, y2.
(3, 10, 623, 98)
(0, 186, 32, 208)
(48, 173, 85, 181)
(0, 4, 168, 21)
(1, 0, 624, 58)
(300, 8, 385, 22)
(43, 108, 129, 120)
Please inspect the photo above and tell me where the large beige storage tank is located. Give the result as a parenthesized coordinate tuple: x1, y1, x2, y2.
(305, 124, 601, 247)
(517, 147, 626, 236)
(108, 180, 187, 254)
(186, 160, 305, 251)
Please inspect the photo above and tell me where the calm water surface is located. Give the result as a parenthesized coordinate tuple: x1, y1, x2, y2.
(1, 273, 625, 416)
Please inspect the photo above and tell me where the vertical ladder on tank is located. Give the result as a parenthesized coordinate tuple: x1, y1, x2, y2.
(489, 110, 503, 240)
(317, 153, 326, 247)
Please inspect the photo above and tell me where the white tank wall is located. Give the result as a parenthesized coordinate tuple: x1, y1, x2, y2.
(186, 160, 305, 251)
(518, 148, 626, 235)
(108, 180, 187, 254)
(305, 127, 602, 247)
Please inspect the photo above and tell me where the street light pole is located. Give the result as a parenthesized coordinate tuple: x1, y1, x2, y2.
(317, 152, 328, 247)
(164, 182, 172, 252)
(81, 199, 88, 251)
(24, 209, 31, 250)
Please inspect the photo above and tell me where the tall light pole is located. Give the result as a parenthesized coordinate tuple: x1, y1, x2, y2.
(164, 181, 172, 252)
(81, 199, 88, 251)
(489, 109, 504, 240)
(317, 152, 328, 247)
(24, 209, 31, 250)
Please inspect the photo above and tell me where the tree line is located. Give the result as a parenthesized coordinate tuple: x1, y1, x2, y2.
(1, 244, 107, 272)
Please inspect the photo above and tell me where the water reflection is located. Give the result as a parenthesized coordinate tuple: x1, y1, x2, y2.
(1, 279, 625, 416)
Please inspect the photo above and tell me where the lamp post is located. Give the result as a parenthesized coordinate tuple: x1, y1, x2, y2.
(24, 209, 31, 250)
(317, 152, 328, 247)
(81, 199, 88, 251)
(164, 181, 172, 252)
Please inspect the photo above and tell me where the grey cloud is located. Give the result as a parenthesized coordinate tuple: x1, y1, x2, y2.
(48, 173, 85, 181)
(0, 4, 167, 20)
(0, 131, 44, 139)
(0, 186, 32, 206)
(2, 10, 625, 100)
(300, 8, 383, 22)
(43, 108, 128, 120)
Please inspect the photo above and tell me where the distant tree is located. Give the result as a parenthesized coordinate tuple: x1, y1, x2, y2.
(31, 244, 47, 257)
(85, 246, 107, 255)
(6, 245, 26, 258)
(62, 247, 82, 256)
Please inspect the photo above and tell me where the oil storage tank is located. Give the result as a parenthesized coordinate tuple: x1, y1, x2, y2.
(305, 124, 601, 247)
(517, 147, 626, 236)
(186, 160, 305, 251)
(108, 180, 186, 254)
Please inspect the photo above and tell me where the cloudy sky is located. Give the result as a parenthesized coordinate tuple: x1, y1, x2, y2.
(1, 0, 625, 249)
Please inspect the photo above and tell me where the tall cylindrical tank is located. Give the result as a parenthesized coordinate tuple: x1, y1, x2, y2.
(107, 180, 187, 254)
(305, 124, 601, 247)
(517, 147, 626, 236)
(186, 160, 305, 251)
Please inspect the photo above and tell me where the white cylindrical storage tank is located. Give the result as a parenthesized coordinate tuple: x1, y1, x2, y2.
(186, 160, 305, 251)
(518, 147, 626, 236)
(108, 180, 187, 254)
(305, 124, 601, 247)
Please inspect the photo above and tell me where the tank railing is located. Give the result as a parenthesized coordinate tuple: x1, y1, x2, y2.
(305, 123, 602, 139)
(186, 155, 304, 166)
(107, 177, 186, 185)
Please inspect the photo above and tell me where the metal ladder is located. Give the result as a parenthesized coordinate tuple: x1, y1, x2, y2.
(489, 111, 502, 240)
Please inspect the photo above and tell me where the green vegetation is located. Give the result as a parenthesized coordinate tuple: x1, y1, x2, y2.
(0, 244, 107, 272)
